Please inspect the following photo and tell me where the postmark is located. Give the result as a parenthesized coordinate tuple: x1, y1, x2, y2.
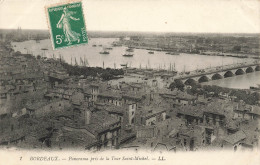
(45, 1, 88, 49)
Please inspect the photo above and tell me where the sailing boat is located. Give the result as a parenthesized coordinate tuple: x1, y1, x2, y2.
(120, 63, 127, 67)
(123, 48, 134, 57)
(183, 65, 190, 75)
(85, 58, 89, 67)
(80, 57, 84, 66)
(123, 53, 134, 57)
(105, 47, 113, 50)
(75, 58, 78, 66)
(83, 55, 89, 67)
(92, 42, 97, 47)
(100, 48, 110, 54)
(59, 54, 62, 62)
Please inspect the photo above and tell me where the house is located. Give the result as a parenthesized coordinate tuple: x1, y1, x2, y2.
(155, 117, 186, 138)
(97, 90, 123, 106)
(176, 106, 204, 126)
(222, 130, 247, 151)
(141, 109, 166, 126)
(127, 102, 137, 125)
(159, 89, 196, 106)
(84, 110, 121, 151)
(103, 104, 124, 123)
(196, 96, 208, 105)
(25, 99, 65, 117)
(173, 128, 196, 151)
(153, 140, 176, 152)
(244, 106, 260, 122)
(122, 92, 145, 104)
(233, 104, 251, 119)
(51, 126, 97, 150)
(136, 125, 156, 138)
(202, 103, 229, 127)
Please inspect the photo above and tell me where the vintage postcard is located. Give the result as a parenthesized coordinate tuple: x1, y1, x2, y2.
(0, 0, 260, 165)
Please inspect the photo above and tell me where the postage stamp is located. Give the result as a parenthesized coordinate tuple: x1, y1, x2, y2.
(45, 1, 88, 49)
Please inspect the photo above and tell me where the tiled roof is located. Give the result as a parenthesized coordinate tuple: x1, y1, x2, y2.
(122, 91, 144, 100)
(143, 109, 166, 119)
(177, 105, 204, 118)
(98, 90, 122, 99)
(26, 101, 49, 110)
(248, 106, 260, 116)
(60, 127, 96, 145)
(85, 110, 120, 135)
(223, 130, 246, 145)
(104, 105, 124, 115)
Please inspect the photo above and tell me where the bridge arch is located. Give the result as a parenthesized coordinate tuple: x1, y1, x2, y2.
(198, 76, 209, 83)
(211, 73, 223, 80)
(224, 71, 234, 78)
(245, 67, 254, 73)
(184, 78, 197, 85)
(235, 69, 245, 75)
(255, 65, 260, 71)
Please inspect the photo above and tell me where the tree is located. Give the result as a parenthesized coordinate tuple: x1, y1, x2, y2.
(101, 72, 113, 80)
(14, 51, 21, 56)
(170, 79, 184, 91)
(233, 45, 241, 52)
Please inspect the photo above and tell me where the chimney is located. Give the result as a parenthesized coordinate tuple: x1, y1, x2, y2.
(85, 110, 91, 125)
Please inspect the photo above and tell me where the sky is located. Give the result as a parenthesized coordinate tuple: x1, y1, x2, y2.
(0, 0, 260, 33)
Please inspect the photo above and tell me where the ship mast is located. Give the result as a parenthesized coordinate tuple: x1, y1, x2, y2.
(75, 58, 78, 66)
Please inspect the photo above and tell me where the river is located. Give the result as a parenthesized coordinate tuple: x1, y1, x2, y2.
(12, 38, 259, 89)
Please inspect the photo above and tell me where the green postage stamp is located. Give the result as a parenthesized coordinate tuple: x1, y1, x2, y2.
(46, 1, 88, 49)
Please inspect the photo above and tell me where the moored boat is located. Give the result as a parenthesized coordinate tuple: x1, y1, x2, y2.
(126, 48, 134, 52)
(120, 64, 127, 67)
(169, 52, 179, 55)
(122, 54, 134, 57)
(100, 51, 109, 54)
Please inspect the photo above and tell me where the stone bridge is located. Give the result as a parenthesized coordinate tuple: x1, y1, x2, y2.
(176, 62, 260, 85)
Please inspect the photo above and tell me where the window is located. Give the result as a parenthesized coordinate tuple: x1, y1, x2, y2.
(112, 139, 115, 146)
(184, 139, 187, 146)
(131, 118, 134, 124)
